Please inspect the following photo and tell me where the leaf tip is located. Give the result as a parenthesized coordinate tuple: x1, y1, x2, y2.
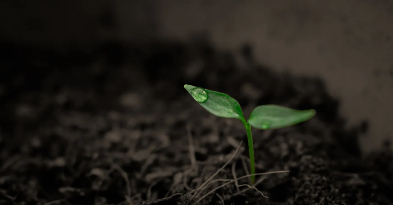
(184, 84, 195, 92)
(308, 109, 317, 117)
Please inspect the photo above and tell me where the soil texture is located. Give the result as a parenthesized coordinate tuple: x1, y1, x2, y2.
(0, 40, 392, 205)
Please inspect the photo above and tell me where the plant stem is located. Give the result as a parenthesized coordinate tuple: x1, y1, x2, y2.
(244, 121, 255, 184)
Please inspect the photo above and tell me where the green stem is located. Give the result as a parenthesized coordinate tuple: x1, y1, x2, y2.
(244, 121, 255, 184)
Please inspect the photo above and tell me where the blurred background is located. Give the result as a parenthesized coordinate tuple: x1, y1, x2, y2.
(1, 0, 393, 152)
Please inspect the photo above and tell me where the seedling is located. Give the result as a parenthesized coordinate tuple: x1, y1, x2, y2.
(184, 84, 315, 184)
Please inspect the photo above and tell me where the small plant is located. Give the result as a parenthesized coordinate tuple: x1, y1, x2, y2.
(184, 84, 315, 184)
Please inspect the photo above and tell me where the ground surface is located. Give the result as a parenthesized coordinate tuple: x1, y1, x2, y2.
(0, 40, 392, 205)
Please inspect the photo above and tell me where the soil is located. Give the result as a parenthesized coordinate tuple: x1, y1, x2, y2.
(0, 39, 392, 205)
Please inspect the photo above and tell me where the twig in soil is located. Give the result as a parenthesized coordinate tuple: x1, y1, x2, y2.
(131, 193, 142, 203)
(191, 171, 289, 205)
(231, 162, 240, 192)
(125, 195, 134, 205)
(236, 184, 267, 198)
(190, 141, 243, 201)
(179, 161, 202, 194)
(112, 165, 132, 198)
(187, 124, 197, 167)
(43, 199, 65, 205)
(233, 178, 267, 198)
(0, 156, 20, 174)
(140, 154, 157, 174)
(232, 170, 268, 197)
(193, 181, 233, 205)
(0, 189, 16, 201)
(240, 157, 250, 178)
(178, 165, 200, 193)
(195, 166, 207, 189)
(147, 180, 160, 201)
(190, 179, 230, 194)
(165, 172, 185, 197)
(216, 193, 225, 205)
(183, 170, 195, 191)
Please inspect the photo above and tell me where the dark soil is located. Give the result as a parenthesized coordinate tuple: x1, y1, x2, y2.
(0, 39, 392, 205)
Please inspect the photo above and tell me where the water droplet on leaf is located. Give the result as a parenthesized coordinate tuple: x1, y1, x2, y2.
(191, 88, 208, 103)
(228, 109, 234, 113)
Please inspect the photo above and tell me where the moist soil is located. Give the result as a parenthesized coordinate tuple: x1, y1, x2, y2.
(0, 39, 392, 205)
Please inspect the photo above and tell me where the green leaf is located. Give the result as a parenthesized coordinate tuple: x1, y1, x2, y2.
(184, 84, 245, 121)
(248, 105, 315, 130)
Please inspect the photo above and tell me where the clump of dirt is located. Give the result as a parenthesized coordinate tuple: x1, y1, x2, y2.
(0, 39, 392, 205)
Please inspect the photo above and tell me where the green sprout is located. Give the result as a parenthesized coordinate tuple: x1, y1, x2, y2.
(184, 84, 316, 184)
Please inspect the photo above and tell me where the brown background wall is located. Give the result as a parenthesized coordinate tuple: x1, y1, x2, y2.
(1, 0, 392, 151)
(0, 0, 103, 47)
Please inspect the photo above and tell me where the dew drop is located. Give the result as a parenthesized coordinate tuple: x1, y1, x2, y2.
(228, 109, 234, 113)
(261, 123, 270, 129)
(191, 88, 208, 103)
